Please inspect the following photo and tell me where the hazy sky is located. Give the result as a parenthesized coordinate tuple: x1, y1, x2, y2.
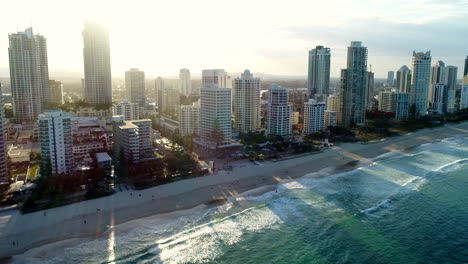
(1, 0, 467, 79)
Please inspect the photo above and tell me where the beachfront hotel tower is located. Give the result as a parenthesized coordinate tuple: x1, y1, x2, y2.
(410, 51, 431, 117)
(396, 65, 411, 93)
(267, 84, 292, 138)
(0, 84, 7, 182)
(126, 68, 145, 106)
(340, 41, 368, 126)
(199, 85, 232, 146)
(179, 68, 192, 96)
(304, 99, 326, 134)
(39, 110, 74, 175)
(83, 22, 112, 105)
(8, 27, 50, 122)
(113, 117, 152, 165)
(234, 70, 261, 133)
(307, 45, 331, 96)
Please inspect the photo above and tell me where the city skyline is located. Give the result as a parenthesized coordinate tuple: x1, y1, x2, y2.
(0, 0, 467, 79)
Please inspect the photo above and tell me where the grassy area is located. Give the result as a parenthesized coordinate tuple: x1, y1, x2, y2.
(28, 165, 39, 179)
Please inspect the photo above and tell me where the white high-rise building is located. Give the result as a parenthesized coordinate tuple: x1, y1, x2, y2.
(304, 99, 326, 134)
(430, 84, 448, 114)
(199, 86, 232, 146)
(202, 69, 231, 88)
(410, 51, 431, 117)
(8, 27, 50, 121)
(396, 65, 411, 93)
(113, 102, 140, 120)
(39, 110, 74, 175)
(307, 45, 331, 95)
(267, 85, 292, 138)
(340, 41, 368, 126)
(378, 91, 409, 120)
(113, 118, 152, 164)
(49, 80, 64, 105)
(83, 22, 112, 105)
(179, 68, 192, 96)
(126, 68, 145, 106)
(234, 70, 261, 133)
(327, 94, 342, 125)
(179, 102, 200, 136)
(0, 84, 7, 181)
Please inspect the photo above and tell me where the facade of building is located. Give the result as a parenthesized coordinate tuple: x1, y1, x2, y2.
(113, 102, 140, 120)
(154, 77, 164, 109)
(234, 70, 261, 133)
(83, 22, 112, 105)
(396, 65, 411, 93)
(113, 118, 152, 164)
(307, 45, 331, 96)
(446, 66, 458, 112)
(325, 110, 337, 127)
(395, 93, 410, 120)
(49, 80, 63, 105)
(366, 70, 375, 110)
(387, 71, 395, 86)
(327, 94, 342, 125)
(340, 41, 368, 126)
(292, 111, 300, 125)
(179, 68, 192, 96)
(378, 91, 397, 113)
(304, 99, 326, 134)
(430, 84, 448, 114)
(464, 55, 468, 77)
(410, 51, 431, 117)
(160, 87, 180, 113)
(8, 27, 50, 121)
(429, 61, 447, 104)
(461, 82, 468, 110)
(39, 110, 74, 175)
(267, 85, 292, 138)
(0, 84, 7, 181)
(202, 69, 231, 88)
(126, 68, 145, 106)
(199, 86, 232, 146)
(179, 102, 200, 136)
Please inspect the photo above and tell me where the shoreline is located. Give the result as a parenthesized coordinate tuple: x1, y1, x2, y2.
(1, 122, 468, 260)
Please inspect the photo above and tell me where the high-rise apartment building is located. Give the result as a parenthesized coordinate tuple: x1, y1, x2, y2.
(429, 61, 447, 104)
(179, 102, 200, 136)
(83, 22, 112, 105)
(340, 41, 368, 126)
(395, 93, 410, 120)
(430, 84, 448, 114)
(8, 27, 50, 121)
(179, 68, 192, 96)
(304, 99, 326, 134)
(39, 110, 74, 175)
(113, 118, 152, 164)
(366, 70, 375, 110)
(234, 70, 261, 133)
(49, 80, 63, 105)
(126, 68, 145, 106)
(461, 78, 468, 110)
(0, 84, 7, 181)
(155, 77, 164, 109)
(267, 85, 292, 138)
(378, 91, 409, 120)
(387, 71, 395, 86)
(327, 94, 342, 125)
(446, 66, 458, 112)
(113, 101, 140, 120)
(396, 65, 411, 93)
(307, 45, 331, 96)
(410, 51, 431, 117)
(202, 69, 231, 88)
(464, 55, 468, 77)
(199, 86, 232, 146)
(325, 110, 337, 127)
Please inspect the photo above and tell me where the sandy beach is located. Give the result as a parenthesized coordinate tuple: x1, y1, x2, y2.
(1, 121, 468, 260)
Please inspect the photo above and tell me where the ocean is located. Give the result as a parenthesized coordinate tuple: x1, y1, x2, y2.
(13, 136, 468, 264)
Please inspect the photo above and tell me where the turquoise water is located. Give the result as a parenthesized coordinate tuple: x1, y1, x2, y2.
(14, 137, 468, 263)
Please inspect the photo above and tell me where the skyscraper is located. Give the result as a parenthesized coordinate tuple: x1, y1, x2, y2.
(340, 41, 368, 126)
(304, 99, 326, 134)
(125, 68, 145, 106)
(387, 71, 395, 86)
(179, 102, 200, 136)
(446, 66, 458, 112)
(327, 94, 342, 125)
(179, 68, 192, 96)
(234, 70, 261, 133)
(0, 84, 7, 182)
(199, 86, 232, 146)
(202, 69, 231, 88)
(83, 22, 112, 105)
(410, 51, 431, 117)
(396, 65, 411, 93)
(429, 60, 447, 104)
(39, 110, 74, 175)
(8, 27, 50, 121)
(430, 84, 448, 114)
(366, 70, 375, 110)
(307, 45, 331, 96)
(49, 80, 64, 105)
(267, 84, 292, 138)
(464, 55, 468, 77)
(154, 77, 164, 109)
